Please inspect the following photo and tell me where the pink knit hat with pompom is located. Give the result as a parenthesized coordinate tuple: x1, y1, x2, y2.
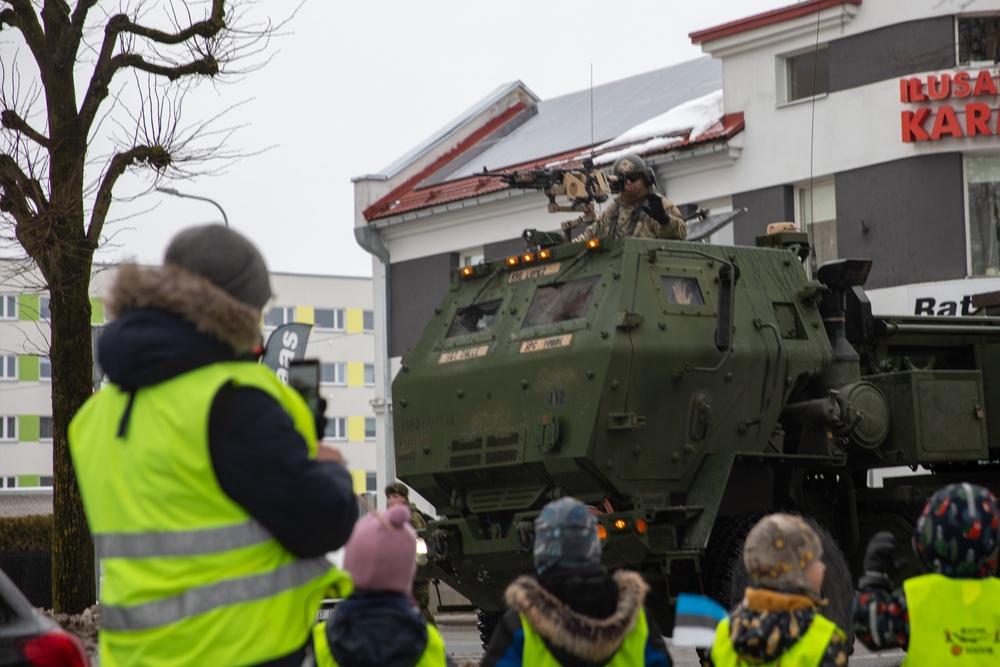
(342, 504, 417, 595)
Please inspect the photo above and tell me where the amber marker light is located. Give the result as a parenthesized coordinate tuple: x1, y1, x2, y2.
(597, 524, 608, 540)
(460, 266, 474, 278)
(586, 238, 600, 249)
(538, 249, 552, 259)
(635, 519, 647, 534)
(613, 518, 628, 531)
(506, 256, 520, 266)
(522, 253, 535, 263)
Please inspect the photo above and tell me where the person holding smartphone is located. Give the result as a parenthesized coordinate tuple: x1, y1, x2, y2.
(69, 224, 358, 667)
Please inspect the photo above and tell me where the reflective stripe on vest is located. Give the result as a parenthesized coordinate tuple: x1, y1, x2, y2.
(69, 361, 338, 667)
(312, 619, 448, 667)
(520, 607, 650, 666)
(711, 613, 842, 667)
(903, 574, 1000, 665)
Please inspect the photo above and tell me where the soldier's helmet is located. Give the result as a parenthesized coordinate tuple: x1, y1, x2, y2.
(385, 482, 410, 498)
(612, 154, 653, 186)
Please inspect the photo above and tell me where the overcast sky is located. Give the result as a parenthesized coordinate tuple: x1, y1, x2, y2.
(95, 0, 793, 277)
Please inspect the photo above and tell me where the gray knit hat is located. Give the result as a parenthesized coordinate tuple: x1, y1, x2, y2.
(164, 224, 271, 309)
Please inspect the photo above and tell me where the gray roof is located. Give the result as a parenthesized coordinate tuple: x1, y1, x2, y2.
(440, 56, 722, 181)
(0, 490, 53, 518)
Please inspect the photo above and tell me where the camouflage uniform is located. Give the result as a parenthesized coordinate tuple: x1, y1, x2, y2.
(386, 482, 436, 625)
(578, 193, 687, 242)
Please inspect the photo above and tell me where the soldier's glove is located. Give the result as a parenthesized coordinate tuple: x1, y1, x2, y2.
(643, 193, 670, 225)
(857, 531, 899, 591)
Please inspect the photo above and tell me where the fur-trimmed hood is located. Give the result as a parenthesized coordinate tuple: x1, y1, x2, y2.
(106, 263, 262, 353)
(504, 570, 648, 663)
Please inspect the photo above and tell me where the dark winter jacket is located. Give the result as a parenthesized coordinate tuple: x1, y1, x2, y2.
(704, 587, 848, 667)
(97, 263, 359, 667)
(481, 567, 671, 667)
(319, 590, 455, 667)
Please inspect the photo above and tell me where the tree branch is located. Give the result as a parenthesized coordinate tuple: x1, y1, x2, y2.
(0, 153, 42, 223)
(80, 1, 226, 131)
(2, 1, 46, 59)
(70, 0, 98, 33)
(88, 144, 170, 248)
(108, 52, 219, 82)
(0, 109, 50, 148)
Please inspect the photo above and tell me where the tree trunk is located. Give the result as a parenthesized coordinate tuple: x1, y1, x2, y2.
(47, 253, 97, 614)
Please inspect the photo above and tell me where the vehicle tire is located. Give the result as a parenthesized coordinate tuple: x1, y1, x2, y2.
(725, 513, 856, 652)
(477, 608, 502, 651)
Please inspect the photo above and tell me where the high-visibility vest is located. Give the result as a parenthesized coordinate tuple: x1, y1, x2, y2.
(520, 607, 651, 666)
(69, 361, 340, 667)
(311, 617, 448, 667)
(903, 573, 1000, 665)
(711, 613, 843, 666)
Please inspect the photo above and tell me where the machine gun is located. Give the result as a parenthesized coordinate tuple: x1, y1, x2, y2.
(483, 160, 748, 241)
(481, 159, 617, 239)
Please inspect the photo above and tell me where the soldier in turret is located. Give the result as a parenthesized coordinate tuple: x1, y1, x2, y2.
(577, 154, 687, 242)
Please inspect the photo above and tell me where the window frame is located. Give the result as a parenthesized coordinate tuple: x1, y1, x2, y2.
(314, 308, 346, 332)
(363, 363, 375, 386)
(362, 310, 375, 332)
(0, 355, 17, 381)
(0, 295, 16, 320)
(364, 417, 376, 440)
(779, 46, 830, 106)
(957, 16, 1000, 67)
(0, 416, 17, 442)
(320, 362, 347, 386)
(39, 357, 51, 382)
(39, 296, 51, 321)
(263, 306, 296, 329)
(39, 416, 53, 442)
(324, 416, 347, 441)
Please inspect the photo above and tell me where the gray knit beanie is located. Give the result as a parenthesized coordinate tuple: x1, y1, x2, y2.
(164, 224, 272, 309)
(533, 497, 602, 575)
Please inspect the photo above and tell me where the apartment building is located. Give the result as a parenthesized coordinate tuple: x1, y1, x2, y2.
(0, 260, 376, 493)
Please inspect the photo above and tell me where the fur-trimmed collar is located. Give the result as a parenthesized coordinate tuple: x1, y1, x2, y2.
(107, 264, 261, 353)
(504, 570, 648, 663)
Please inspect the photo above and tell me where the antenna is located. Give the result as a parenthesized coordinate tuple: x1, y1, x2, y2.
(590, 63, 595, 151)
(807, 5, 822, 276)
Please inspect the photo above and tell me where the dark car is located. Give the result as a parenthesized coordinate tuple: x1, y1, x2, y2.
(0, 567, 89, 667)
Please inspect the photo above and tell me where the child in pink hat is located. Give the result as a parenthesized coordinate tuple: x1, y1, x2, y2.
(310, 504, 455, 666)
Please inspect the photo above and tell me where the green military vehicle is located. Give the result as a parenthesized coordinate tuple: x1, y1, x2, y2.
(391, 172, 1000, 646)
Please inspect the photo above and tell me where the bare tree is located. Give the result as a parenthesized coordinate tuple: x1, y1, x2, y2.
(0, 0, 274, 613)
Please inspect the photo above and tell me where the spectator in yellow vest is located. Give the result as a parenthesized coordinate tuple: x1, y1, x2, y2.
(310, 504, 454, 666)
(706, 513, 849, 667)
(69, 224, 358, 667)
(853, 482, 1000, 665)
(481, 496, 673, 667)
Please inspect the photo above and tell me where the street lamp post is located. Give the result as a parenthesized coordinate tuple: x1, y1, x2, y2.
(155, 186, 229, 227)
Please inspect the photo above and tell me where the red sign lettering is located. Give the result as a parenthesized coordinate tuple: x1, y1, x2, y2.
(901, 109, 932, 142)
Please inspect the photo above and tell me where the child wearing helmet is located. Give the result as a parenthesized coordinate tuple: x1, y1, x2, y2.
(853, 482, 1000, 664)
(705, 513, 849, 667)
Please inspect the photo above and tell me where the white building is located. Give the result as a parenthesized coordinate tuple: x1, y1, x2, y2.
(0, 260, 377, 493)
(354, 0, 1000, 498)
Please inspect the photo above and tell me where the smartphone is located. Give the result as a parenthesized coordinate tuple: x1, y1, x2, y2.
(288, 358, 320, 414)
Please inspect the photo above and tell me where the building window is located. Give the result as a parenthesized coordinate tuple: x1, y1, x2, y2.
(39, 296, 51, 320)
(798, 181, 838, 271)
(362, 310, 374, 332)
(0, 416, 16, 442)
(264, 306, 295, 328)
(314, 308, 345, 331)
(967, 156, 1000, 276)
(39, 357, 51, 381)
(324, 417, 347, 441)
(0, 355, 16, 381)
(0, 295, 15, 320)
(320, 362, 346, 386)
(365, 417, 376, 440)
(363, 363, 375, 386)
(959, 17, 1000, 65)
(366, 472, 377, 492)
(784, 47, 828, 103)
(39, 476, 54, 488)
(460, 248, 484, 267)
(39, 416, 53, 441)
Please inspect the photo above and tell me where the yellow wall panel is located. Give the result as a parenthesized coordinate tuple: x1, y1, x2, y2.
(347, 362, 364, 387)
(348, 415, 364, 442)
(349, 469, 366, 494)
(346, 308, 362, 334)
(297, 306, 315, 325)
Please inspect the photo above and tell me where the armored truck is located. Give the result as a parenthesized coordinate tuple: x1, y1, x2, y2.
(391, 225, 1000, 644)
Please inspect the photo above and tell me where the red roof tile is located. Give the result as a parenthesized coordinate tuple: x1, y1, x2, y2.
(365, 113, 745, 222)
(690, 0, 862, 44)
